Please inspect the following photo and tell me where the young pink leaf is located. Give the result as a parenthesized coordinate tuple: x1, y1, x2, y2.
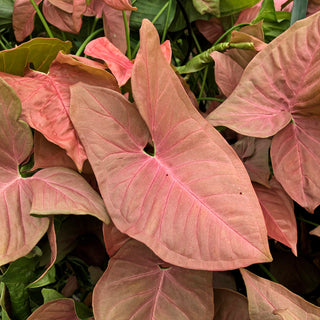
(93, 239, 214, 319)
(13, 0, 42, 42)
(214, 288, 249, 320)
(102, 0, 137, 11)
(310, 225, 320, 237)
(210, 51, 243, 97)
(241, 268, 320, 320)
(71, 20, 271, 270)
(42, 0, 87, 34)
(253, 178, 297, 255)
(1, 52, 118, 170)
(208, 12, 320, 211)
(27, 299, 80, 320)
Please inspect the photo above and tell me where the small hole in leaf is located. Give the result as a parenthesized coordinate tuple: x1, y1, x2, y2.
(143, 142, 155, 157)
(239, 192, 243, 195)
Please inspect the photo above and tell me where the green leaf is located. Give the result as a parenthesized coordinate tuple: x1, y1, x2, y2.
(41, 288, 65, 304)
(130, 0, 177, 33)
(0, 38, 72, 76)
(0, 0, 14, 27)
(252, 0, 291, 41)
(192, 0, 220, 16)
(26, 266, 56, 289)
(220, 0, 260, 16)
(290, 0, 308, 25)
(0, 283, 11, 320)
(1, 257, 38, 320)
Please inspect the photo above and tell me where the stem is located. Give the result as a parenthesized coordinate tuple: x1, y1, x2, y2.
(29, 0, 54, 38)
(161, 0, 173, 43)
(197, 97, 225, 102)
(0, 38, 8, 50)
(198, 66, 208, 99)
(297, 216, 319, 227)
(191, 28, 202, 53)
(132, 1, 169, 57)
(214, 22, 250, 45)
(122, 11, 132, 60)
(75, 28, 104, 56)
(259, 264, 278, 283)
(90, 17, 99, 36)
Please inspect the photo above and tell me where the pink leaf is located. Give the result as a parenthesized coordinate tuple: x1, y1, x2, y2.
(1, 52, 118, 170)
(102, 0, 137, 11)
(208, 12, 320, 211)
(103, 222, 130, 257)
(0, 79, 50, 265)
(71, 20, 271, 270)
(160, 40, 172, 64)
(310, 225, 320, 237)
(214, 288, 249, 320)
(253, 178, 297, 255)
(240, 268, 320, 319)
(42, 0, 87, 34)
(27, 299, 80, 320)
(307, 0, 320, 16)
(30, 167, 109, 224)
(271, 119, 320, 212)
(13, 0, 42, 42)
(93, 239, 214, 319)
(210, 51, 243, 97)
(195, 17, 224, 44)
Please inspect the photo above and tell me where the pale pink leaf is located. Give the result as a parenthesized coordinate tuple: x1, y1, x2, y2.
(1, 52, 118, 170)
(102, 0, 136, 11)
(253, 178, 297, 255)
(214, 288, 249, 320)
(71, 20, 271, 270)
(27, 299, 80, 320)
(241, 268, 320, 320)
(85, 37, 133, 86)
(103, 222, 130, 257)
(30, 167, 109, 224)
(210, 51, 243, 97)
(13, 0, 42, 42)
(0, 79, 50, 265)
(307, 0, 320, 16)
(310, 225, 320, 237)
(42, 0, 87, 34)
(271, 119, 320, 212)
(93, 239, 214, 320)
(46, 0, 73, 12)
(160, 40, 172, 64)
(103, 5, 131, 53)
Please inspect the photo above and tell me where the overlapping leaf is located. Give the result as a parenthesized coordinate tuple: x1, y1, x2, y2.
(93, 239, 214, 319)
(70, 19, 271, 270)
(208, 12, 320, 211)
(241, 268, 320, 319)
(0, 78, 109, 266)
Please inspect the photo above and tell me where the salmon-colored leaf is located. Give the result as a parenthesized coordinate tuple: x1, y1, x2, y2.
(208, 12, 320, 211)
(102, 0, 137, 11)
(241, 268, 320, 320)
(214, 288, 249, 320)
(93, 239, 214, 319)
(71, 20, 271, 270)
(210, 51, 243, 97)
(310, 225, 320, 237)
(253, 178, 297, 255)
(27, 299, 80, 320)
(195, 17, 224, 44)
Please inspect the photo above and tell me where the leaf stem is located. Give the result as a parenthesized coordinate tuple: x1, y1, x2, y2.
(161, 0, 173, 43)
(0, 38, 8, 50)
(90, 17, 99, 36)
(214, 22, 250, 45)
(296, 216, 319, 227)
(29, 0, 54, 38)
(197, 97, 225, 102)
(198, 66, 208, 99)
(258, 264, 278, 283)
(132, 1, 169, 57)
(75, 28, 104, 56)
(122, 11, 132, 60)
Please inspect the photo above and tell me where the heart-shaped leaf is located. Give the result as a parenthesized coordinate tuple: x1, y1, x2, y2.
(103, 0, 137, 11)
(70, 19, 271, 270)
(208, 12, 320, 211)
(93, 239, 214, 319)
(241, 268, 320, 320)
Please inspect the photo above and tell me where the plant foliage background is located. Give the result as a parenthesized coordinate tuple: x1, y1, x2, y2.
(1, 0, 320, 319)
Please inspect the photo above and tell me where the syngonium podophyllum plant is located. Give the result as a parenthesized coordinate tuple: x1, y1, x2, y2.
(1, 1, 320, 319)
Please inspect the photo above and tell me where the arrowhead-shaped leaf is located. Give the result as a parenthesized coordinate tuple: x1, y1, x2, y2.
(27, 299, 80, 320)
(208, 12, 320, 211)
(93, 239, 214, 319)
(241, 268, 320, 320)
(70, 20, 271, 270)
(103, 0, 137, 11)
(253, 178, 297, 255)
